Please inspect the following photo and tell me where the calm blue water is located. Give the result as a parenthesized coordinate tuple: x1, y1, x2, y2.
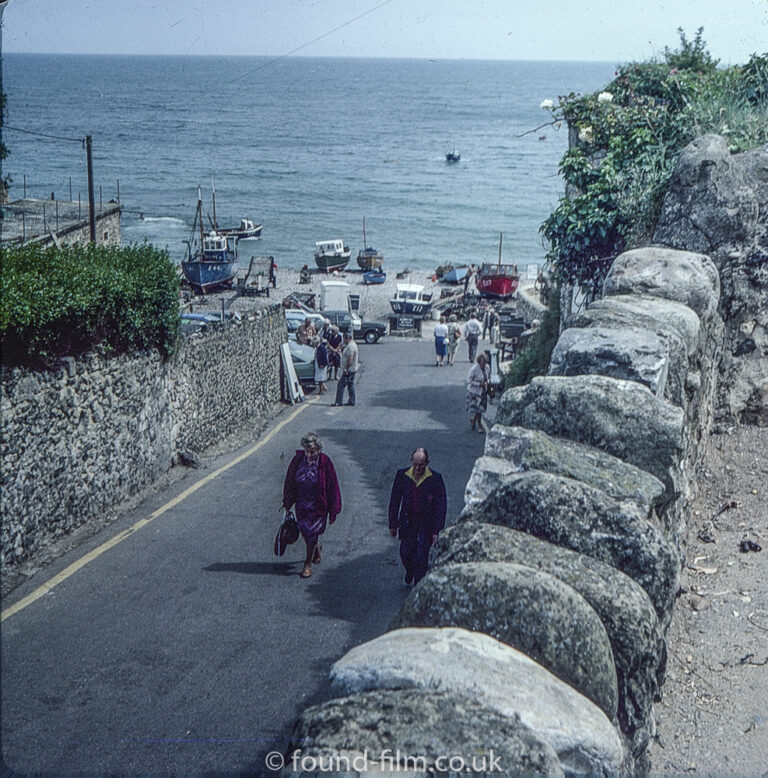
(3, 55, 615, 271)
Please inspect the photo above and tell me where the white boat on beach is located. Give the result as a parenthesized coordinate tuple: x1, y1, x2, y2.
(389, 283, 433, 316)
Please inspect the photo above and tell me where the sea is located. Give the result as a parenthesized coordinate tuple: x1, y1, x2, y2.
(2, 54, 616, 273)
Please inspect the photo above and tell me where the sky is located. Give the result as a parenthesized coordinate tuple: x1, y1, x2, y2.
(1, 0, 766, 65)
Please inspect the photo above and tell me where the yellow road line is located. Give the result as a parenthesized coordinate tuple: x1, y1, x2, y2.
(1, 402, 309, 623)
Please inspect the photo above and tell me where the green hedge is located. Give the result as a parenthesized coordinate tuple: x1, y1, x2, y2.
(1, 242, 180, 369)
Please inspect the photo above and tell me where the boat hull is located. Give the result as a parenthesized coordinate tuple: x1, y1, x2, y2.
(357, 249, 384, 270)
(389, 300, 432, 316)
(475, 273, 519, 299)
(218, 223, 263, 240)
(442, 266, 468, 284)
(314, 251, 351, 273)
(363, 270, 386, 285)
(182, 259, 238, 292)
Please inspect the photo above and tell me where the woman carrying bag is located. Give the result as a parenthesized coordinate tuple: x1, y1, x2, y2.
(282, 432, 342, 578)
(466, 353, 491, 433)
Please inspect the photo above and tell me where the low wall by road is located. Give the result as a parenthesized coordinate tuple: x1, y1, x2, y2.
(0, 305, 286, 570)
(280, 247, 723, 776)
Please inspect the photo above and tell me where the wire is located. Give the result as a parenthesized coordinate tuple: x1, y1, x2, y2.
(2, 124, 84, 143)
(235, 0, 398, 82)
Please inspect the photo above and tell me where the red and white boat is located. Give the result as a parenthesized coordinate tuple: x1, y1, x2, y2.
(475, 232, 520, 300)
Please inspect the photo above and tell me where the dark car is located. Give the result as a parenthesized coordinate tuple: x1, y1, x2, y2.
(322, 310, 388, 344)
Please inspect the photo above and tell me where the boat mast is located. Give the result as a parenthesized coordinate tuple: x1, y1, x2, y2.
(498, 231, 503, 269)
(211, 176, 218, 229)
(198, 186, 205, 252)
(363, 217, 367, 249)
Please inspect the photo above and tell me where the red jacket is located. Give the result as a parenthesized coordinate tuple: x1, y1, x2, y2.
(283, 451, 342, 518)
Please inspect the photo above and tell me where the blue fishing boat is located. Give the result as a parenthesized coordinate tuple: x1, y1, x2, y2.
(182, 187, 239, 293)
(363, 268, 387, 285)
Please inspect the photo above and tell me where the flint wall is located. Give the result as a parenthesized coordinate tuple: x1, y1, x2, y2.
(281, 247, 723, 777)
(0, 306, 286, 570)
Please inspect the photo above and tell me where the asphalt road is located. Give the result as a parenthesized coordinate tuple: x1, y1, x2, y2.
(1, 335, 494, 776)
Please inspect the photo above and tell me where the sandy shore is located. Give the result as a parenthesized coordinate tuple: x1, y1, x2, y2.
(184, 266, 537, 326)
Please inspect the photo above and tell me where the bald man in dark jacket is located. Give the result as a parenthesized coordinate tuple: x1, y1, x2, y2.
(388, 447, 447, 585)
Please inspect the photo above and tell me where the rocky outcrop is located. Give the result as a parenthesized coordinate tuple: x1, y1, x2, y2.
(391, 561, 619, 718)
(653, 134, 768, 426)
(431, 523, 666, 754)
(286, 688, 565, 777)
(330, 628, 625, 776)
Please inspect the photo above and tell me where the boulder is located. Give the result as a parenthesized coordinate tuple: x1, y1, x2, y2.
(330, 627, 625, 776)
(496, 374, 685, 501)
(287, 688, 564, 777)
(461, 471, 680, 628)
(391, 561, 618, 718)
(476, 424, 665, 512)
(549, 325, 670, 398)
(569, 295, 702, 410)
(431, 522, 666, 753)
(603, 246, 720, 323)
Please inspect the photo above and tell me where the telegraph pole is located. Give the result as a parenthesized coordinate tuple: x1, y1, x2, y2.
(86, 134, 96, 243)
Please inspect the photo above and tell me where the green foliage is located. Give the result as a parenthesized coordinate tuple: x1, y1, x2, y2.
(1, 242, 180, 369)
(503, 287, 561, 388)
(540, 29, 768, 296)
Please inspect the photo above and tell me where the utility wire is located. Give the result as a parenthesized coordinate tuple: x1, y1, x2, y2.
(235, 0, 397, 81)
(2, 124, 84, 143)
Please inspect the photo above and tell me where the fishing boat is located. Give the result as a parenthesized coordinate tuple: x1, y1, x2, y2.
(389, 283, 433, 316)
(207, 180, 263, 239)
(356, 218, 384, 270)
(475, 232, 519, 300)
(314, 239, 351, 273)
(441, 265, 469, 284)
(182, 188, 239, 293)
(363, 268, 387, 285)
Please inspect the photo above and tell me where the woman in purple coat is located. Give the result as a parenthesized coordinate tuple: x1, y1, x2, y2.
(283, 432, 342, 578)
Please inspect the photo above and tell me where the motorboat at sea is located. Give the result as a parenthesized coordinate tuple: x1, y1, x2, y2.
(314, 239, 352, 273)
(475, 232, 519, 300)
(213, 218, 263, 240)
(389, 283, 433, 316)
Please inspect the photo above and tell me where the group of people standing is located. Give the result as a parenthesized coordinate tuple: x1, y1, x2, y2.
(283, 434, 446, 585)
(296, 317, 358, 405)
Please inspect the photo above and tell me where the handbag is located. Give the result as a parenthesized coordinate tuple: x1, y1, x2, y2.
(274, 511, 300, 556)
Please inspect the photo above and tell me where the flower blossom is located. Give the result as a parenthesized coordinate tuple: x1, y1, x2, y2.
(578, 126, 593, 143)
(597, 91, 613, 103)
(540, 99, 554, 109)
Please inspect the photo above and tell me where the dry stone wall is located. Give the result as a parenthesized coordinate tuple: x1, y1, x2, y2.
(1, 306, 286, 569)
(278, 248, 722, 777)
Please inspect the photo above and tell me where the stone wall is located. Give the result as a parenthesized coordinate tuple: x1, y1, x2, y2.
(0, 306, 286, 569)
(278, 248, 722, 777)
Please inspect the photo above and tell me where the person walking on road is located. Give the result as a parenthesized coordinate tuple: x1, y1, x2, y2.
(313, 336, 329, 395)
(433, 315, 448, 367)
(464, 313, 482, 362)
(333, 331, 359, 406)
(466, 353, 491, 433)
(282, 432, 342, 579)
(446, 314, 461, 366)
(388, 447, 447, 586)
(326, 324, 343, 380)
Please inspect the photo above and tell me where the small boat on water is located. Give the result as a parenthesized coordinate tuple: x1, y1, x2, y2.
(314, 239, 352, 273)
(363, 268, 387, 285)
(475, 232, 519, 300)
(356, 218, 384, 270)
(445, 144, 461, 163)
(441, 265, 469, 284)
(206, 180, 263, 239)
(389, 283, 433, 316)
(182, 187, 239, 293)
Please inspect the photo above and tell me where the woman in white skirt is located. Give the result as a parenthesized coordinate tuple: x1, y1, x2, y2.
(313, 337, 329, 394)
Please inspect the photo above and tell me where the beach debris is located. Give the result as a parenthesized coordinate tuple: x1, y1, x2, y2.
(739, 538, 763, 553)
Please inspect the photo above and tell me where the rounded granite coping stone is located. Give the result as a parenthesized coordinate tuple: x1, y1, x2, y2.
(285, 687, 565, 777)
(431, 522, 666, 755)
(496, 374, 686, 502)
(478, 424, 665, 512)
(460, 470, 681, 630)
(390, 560, 619, 719)
(329, 627, 626, 777)
(603, 246, 721, 323)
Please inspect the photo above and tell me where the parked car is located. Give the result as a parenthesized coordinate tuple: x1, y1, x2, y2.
(180, 311, 241, 336)
(321, 310, 387, 344)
